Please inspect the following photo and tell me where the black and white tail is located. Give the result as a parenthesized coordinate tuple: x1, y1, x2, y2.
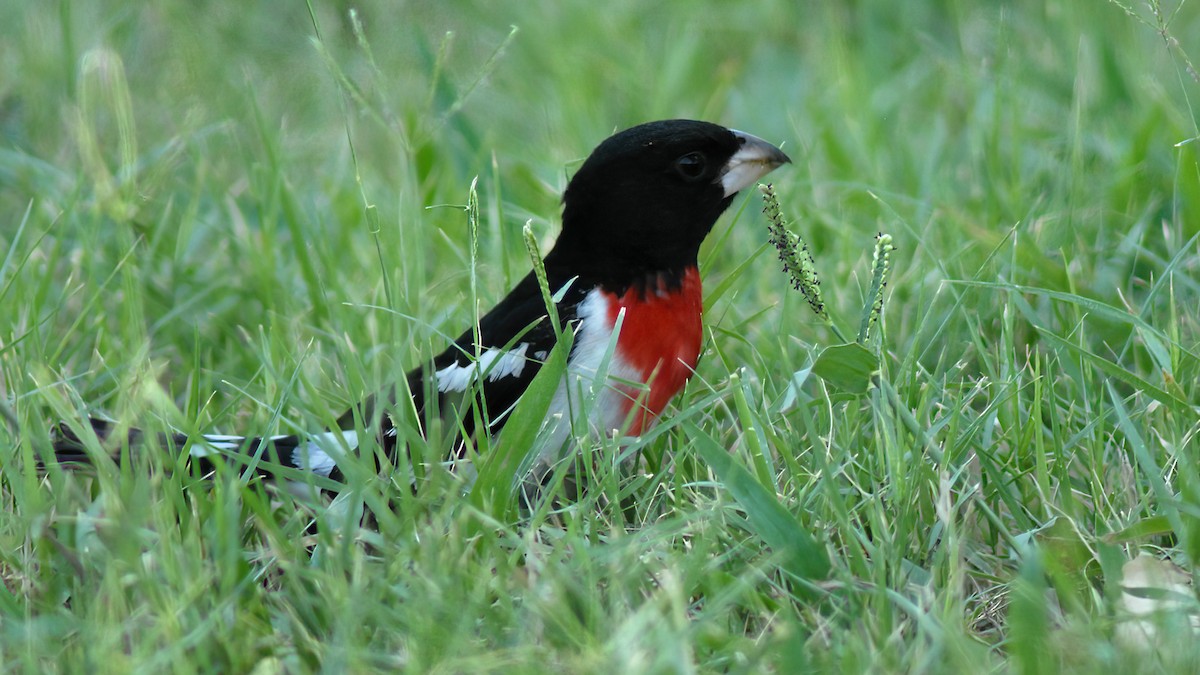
(51, 417, 360, 485)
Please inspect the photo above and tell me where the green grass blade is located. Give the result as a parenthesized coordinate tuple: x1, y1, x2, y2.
(468, 330, 571, 519)
(1039, 328, 1195, 416)
(685, 421, 831, 587)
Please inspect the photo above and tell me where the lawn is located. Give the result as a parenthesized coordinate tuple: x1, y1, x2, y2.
(2, 0, 1199, 672)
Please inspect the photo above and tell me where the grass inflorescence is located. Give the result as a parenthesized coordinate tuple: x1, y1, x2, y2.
(761, 183, 895, 348)
(760, 182, 827, 321)
(858, 232, 893, 343)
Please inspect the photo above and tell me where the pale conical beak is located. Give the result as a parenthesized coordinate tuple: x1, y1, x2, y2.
(719, 130, 792, 197)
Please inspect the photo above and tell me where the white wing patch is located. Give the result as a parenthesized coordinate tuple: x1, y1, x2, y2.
(435, 343, 531, 393)
(291, 430, 357, 477)
(197, 434, 245, 453)
(194, 432, 353, 478)
(194, 433, 291, 457)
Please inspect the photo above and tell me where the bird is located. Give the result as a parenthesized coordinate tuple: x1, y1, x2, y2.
(51, 119, 791, 499)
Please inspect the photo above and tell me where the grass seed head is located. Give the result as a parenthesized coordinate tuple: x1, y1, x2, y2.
(857, 232, 894, 343)
(760, 183, 826, 321)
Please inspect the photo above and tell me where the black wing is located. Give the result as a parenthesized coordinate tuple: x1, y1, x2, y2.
(339, 270, 587, 459)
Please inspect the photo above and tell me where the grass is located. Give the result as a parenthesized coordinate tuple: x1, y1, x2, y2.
(2, 0, 1200, 671)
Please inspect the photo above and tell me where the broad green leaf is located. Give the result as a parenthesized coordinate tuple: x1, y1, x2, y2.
(812, 342, 878, 393)
(1103, 515, 1176, 544)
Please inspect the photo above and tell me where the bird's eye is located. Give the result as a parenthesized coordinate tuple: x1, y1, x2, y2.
(674, 152, 707, 180)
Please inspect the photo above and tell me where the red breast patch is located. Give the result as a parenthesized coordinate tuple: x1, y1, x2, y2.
(604, 266, 703, 434)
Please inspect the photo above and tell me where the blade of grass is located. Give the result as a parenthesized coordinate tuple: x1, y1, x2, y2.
(685, 421, 831, 588)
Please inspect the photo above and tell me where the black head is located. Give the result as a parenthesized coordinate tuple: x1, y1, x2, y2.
(547, 120, 790, 291)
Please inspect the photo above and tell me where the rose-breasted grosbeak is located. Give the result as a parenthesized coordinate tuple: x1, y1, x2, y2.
(52, 120, 790, 492)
